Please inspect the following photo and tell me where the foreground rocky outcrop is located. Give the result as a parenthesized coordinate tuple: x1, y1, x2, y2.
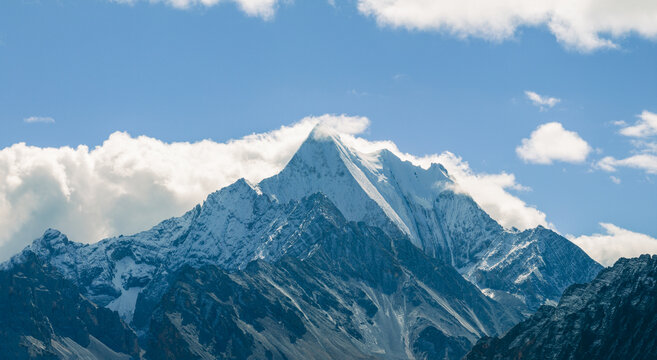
(0, 252, 140, 359)
(466, 254, 657, 360)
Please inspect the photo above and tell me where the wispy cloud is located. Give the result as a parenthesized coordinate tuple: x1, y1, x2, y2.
(112, 0, 279, 19)
(597, 154, 657, 175)
(516, 122, 591, 164)
(598, 110, 657, 176)
(24, 116, 55, 124)
(524, 91, 560, 110)
(569, 223, 657, 266)
(348, 89, 370, 96)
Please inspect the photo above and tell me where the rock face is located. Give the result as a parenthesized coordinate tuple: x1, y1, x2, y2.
(146, 194, 520, 360)
(0, 252, 140, 360)
(466, 254, 657, 360)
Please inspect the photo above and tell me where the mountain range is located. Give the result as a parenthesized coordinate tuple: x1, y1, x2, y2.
(2, 127, 603, 359)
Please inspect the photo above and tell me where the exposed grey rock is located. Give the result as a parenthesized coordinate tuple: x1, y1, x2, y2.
(0, 252, 140, 359)
(465, 254, 657, 360)
(146, 194, 521, 360)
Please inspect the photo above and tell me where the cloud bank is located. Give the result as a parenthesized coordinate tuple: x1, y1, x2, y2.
(516, 122, 592, 164)
(357, 0, 657, 52)
(0, 114, 548, 261)
(107, 0, 657, 51)
(569, 223, 657, 266)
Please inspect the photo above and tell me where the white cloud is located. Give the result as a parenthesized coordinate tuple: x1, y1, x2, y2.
(639, 141, 657, 154)
(525, 91, 560, 110)
(618, 110, 657, 138)
(597, 154, 657, 174)
(113, 0, 279, 18)
(516, 122, 592, 164)
(434, 156, 548, 230)
(610, 175, 621, 184)
(597, 111, 657, 176)
(107, 0, 657, 51)
(0, 114, 547, 260)
(569, 223, 657, 266)
(356, 0, 657, 52)
(24, 116, 55, 124)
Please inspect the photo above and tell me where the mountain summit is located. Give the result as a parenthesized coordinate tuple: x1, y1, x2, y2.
(261, 129, 602, 311)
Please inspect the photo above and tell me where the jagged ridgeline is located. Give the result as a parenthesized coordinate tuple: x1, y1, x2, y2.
(2, 128, 602, 359)
(466, 255, 657, 360)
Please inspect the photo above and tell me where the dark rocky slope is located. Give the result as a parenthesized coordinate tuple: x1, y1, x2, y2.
(0, 252, 140, 359)
(466, 254, 657, 360)
(146, 194, 521, 360)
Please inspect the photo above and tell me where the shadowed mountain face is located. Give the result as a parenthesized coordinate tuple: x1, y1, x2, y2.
(0, 252, 140, 360)
(146, 194, 520, 360)
(466, 254, 657, 360)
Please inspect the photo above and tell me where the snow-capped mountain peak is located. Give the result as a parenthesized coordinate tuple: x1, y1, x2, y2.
(261, 131, 601, 310)
(30, 228, 72, 253)
(260, 128, 455, 247)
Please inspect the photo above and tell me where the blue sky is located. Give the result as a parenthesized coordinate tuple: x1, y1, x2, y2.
(1, 0, 656, 262)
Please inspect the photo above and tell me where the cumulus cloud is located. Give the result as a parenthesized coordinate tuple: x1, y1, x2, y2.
(0, 114, 548, 261)
(516, 122, 592, 164)
(24, 116, 55, 124)
(107, 0, 657, 51)
(356, 0, 657, 52)
(569, 223, 657, 266)
(113, 0, 279, 18)
(618, 110, 657, 138)
(525, 91, 560, 110)
(434, 156, 548, 230)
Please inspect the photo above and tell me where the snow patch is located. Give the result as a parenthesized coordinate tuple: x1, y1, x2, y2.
(106, 257, 153, 322)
